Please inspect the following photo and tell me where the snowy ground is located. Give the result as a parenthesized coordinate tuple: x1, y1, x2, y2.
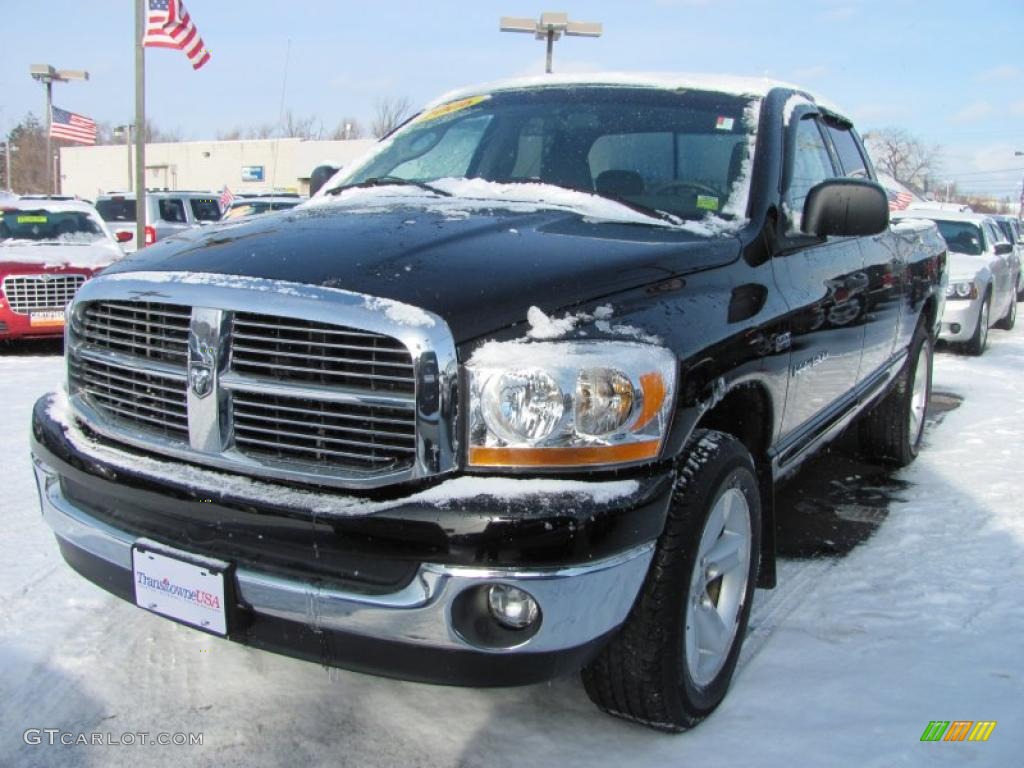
(1, 329, 1021, 767)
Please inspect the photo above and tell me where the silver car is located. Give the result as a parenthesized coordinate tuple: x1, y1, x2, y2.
(894, 211, 1018, 355)
(94, 191, 223, 253)
(993, 214, 1024, 300)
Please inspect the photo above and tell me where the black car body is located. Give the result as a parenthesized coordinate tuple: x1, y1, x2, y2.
(30, 75, 946, 730)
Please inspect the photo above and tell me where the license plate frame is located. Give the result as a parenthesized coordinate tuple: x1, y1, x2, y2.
(131, 544, 232, 636)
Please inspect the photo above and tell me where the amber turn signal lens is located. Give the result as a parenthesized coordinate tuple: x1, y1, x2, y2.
(468, 440, 661, 467)
(633, 372, 667, 431)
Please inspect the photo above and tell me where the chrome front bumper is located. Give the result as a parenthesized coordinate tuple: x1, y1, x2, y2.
(33, 456, 654, 656)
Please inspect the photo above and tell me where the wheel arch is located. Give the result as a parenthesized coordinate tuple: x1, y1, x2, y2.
(688, 380, 778, 588)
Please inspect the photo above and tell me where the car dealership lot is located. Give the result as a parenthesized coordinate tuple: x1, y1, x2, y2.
(2, 332, 1022, 767)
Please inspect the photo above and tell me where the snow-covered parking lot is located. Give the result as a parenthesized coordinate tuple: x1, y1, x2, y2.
(2, 328, 1021, 767)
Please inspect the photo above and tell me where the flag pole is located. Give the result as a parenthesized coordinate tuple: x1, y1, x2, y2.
(135, 0, 146, 248)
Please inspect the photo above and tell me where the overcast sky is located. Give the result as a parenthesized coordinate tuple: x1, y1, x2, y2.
(2, 0, 1022, 196)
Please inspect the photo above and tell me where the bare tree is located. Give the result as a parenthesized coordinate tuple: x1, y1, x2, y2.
(371, 97, 413, 138)
(280, 110, 322, 139)
(6, 113, 49, 194)
(330, 117, 364, 140)
(862, 127, 942, 189)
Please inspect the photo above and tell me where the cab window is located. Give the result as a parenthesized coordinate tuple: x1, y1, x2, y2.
(825, 123, 870, 179)
(158, 199, 187, 223)
(784, 116, 836, 231)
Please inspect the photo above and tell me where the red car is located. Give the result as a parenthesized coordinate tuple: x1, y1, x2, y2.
(1, 200, 123, 341)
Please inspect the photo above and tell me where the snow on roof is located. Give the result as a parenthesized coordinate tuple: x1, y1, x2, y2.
(425, 71, 848, 121)
(426, 72, 801, 108)
(4, 198, 98, 214)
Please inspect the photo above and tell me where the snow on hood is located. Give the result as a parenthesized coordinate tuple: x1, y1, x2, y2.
(304, 178, 741, 236)
(0, 240, 121, 268)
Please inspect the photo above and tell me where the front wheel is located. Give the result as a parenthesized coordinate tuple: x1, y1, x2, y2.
(582, 430, 761, 732)
(965, 295, 990, 356)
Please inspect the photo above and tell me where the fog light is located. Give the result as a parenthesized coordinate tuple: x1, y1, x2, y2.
(487, 584, 539, 630)
(950, 323, 961, 334)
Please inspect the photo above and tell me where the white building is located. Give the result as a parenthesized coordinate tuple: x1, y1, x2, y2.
(59, 137, 376, 199)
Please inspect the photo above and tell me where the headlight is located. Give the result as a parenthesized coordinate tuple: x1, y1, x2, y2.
(467, 341, 676, 468)
(946, 281, 977, 299)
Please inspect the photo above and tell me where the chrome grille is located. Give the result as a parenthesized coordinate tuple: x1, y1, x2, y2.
(232, 392, 416, 471)
(64, 278, 453, 490)
(69, 356, 188, 438)
(231, 312, 415, 393)
(80, 301, 190, 364)
(2, 273, 86, 314)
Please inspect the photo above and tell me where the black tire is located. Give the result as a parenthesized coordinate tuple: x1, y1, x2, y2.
(581, 430, 761, 732)
(995, 291, 1016, 330)
(964, 295, 990, 356)
(859, 321, 932, 467)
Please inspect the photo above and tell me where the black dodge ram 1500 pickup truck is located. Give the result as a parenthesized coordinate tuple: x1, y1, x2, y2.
(30, 74, 946, 731)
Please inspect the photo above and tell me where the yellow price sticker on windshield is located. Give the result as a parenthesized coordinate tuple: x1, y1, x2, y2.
(415, 95, 490, 124)
(17, 215, 48, 224)
(696, 195, 719, 212)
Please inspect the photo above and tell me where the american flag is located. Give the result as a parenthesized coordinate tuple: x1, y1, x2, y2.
(219, 185, 235, 210)
(887, 188, 914, 212)
(50, 106, 97, 145)
(143, 0, 211, 71)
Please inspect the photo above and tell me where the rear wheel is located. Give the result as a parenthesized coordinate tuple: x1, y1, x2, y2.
(582, 430, 761, 732)
(859, 321, 932, 467)
(965, 295, 990, 356)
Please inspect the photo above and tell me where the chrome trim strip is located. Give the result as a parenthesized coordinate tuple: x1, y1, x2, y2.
(67, 272, 459, 490)
(34, 457, 653, 653)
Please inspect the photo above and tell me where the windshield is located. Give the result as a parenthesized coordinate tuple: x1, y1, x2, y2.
(329, 87, 758, 222)
(935, 220, 984, 255)
(0, 209, 106, 245)
(95, 198, 137, 223)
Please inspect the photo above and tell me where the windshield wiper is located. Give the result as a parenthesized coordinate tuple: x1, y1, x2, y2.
(325, 176, 452, 197)
(491, 178, 682, 225)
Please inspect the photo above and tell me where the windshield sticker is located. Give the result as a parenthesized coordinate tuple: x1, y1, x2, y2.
(415, 95, 490, 124)
(696, 195, 719, 211)
(16, 215, 48, 224)
(715, 116, 735, 131)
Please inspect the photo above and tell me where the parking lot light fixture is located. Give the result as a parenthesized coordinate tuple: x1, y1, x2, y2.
(30, 64, 89, 196)
(500, 12, 602, 74)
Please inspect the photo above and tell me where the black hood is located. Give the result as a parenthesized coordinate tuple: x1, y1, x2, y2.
(104, 202, 741, 343)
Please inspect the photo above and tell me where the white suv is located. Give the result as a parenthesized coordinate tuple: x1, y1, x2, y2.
(94, 191, 222, 253)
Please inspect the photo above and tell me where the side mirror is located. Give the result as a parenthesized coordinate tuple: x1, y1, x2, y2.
(115, 230, 133, 243)
(994, 242, 1013, 255)
(309, 164, 341, 197)
(801, 178, 890, 238)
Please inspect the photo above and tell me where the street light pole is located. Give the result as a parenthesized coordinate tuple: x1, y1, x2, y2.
(500, 13, 602, 74)
(29, 64, 89, 196)
(1, 139, 14, 193)
(115, 124, 134, 191)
